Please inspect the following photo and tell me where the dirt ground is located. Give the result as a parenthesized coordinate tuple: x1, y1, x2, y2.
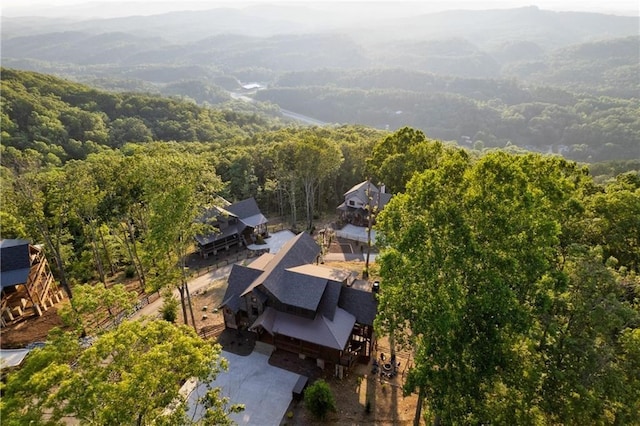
(0, 305, 66, 348)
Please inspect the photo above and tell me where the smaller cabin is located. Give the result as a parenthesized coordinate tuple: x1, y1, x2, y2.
(337, 181, 392, 227)
(1, 239, 63, 326)
(195, 197, 268, 258)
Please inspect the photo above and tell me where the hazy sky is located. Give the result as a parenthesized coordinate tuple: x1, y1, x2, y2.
(2, 0, 639, 18)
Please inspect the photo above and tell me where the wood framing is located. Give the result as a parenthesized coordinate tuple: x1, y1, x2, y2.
(1, 240, 63, 325)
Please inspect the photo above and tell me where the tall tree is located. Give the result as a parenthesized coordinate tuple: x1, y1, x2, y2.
(10, 167, 75, 297)
(366, 126, 450, 194)
(375, 150, 639, 424)
(134, 144, 222, 330)
(0, 320, 242, 425)
(293, 131, 343, 230)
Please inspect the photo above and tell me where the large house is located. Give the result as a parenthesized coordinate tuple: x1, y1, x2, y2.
(220, 232, 377, 374)
(337, 180, 392, 227)
(1, 239, 63, 326)
(195, 197, 268, 258)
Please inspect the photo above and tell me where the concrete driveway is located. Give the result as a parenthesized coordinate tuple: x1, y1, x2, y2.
(185, 350, 300, 425)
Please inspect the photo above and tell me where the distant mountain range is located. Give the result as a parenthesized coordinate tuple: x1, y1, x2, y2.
(2, 5, 638, 162)
(3, 5, 638, 47)
(3, 6, 638, 77)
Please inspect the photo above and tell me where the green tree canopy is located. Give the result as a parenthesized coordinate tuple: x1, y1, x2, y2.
(1, 320, 240, 425)
(375, 150, 639, 424)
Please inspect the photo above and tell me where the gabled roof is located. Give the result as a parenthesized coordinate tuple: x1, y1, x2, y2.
(220, 264, 263, 312)
(343, 181, 392, 210)
(344, 181, 371, 197)
(339, 287, 378, 326)
(195, 221, 240, 246)
(226, 197, 262, 220)
(226, 198, 268, 229)
(286, 264, 352, 282)
(241, 232, 322, 310)
(247, 253, 276, 270)
(195, 198, 267, 246)
(316, 280, 342, 321)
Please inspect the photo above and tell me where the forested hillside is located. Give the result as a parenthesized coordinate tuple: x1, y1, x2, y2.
(256, 65, 640, 162)
(1, 69, 387, 283)
(0, 68, 279, 164)
(2, 6, 638, 163)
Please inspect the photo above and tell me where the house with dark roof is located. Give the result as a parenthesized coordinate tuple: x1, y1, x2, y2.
(195, 197, 268, 258)
(220, 232, 377, 372)
(1, 239, 63, 326)
(337, 180, 392, 227)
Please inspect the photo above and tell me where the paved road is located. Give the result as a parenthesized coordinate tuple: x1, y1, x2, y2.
(279, 108, 327, 126)
(230, 91, 327, 126)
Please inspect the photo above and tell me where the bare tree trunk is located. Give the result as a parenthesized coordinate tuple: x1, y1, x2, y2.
(304, 180, 314, 231)
(414, 386, 425, 426)
(99, 225, 117, 276)
(51, 237, 72, 298)
(180, 250, 198, 332)
(289, 181, 297, 228)
(277, 185, 285, 218)
(118, 224, 144, 290)
(178, 284, 189, 326)
(126, 221, 147, 289)
(88, 223, 106, 287)
(185, 282, 197, 332)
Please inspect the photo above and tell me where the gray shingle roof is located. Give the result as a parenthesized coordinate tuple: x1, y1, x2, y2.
(316, 280, 342, 321)
(220, 264, 263, 312)
(339, 287, 378, 326)
(1, 239, 30, 272)
(226, 197, 262, 220)
(1, 239, 31, 290)
(251, 306, 355, 350)
(343, 181, 392, 211)
(196, 197, 266, 246)
(241, 232, 322, 310)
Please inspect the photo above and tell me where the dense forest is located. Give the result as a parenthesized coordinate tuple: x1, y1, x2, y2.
(256, 64, 640, 161)
(1, 67, 639, 424)
(2, 4, 639, 423)
(2, 69, 638, 283)
(372, 140, 640, 423)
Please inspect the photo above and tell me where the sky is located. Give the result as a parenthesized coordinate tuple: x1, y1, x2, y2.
(2, 0, 639, 18)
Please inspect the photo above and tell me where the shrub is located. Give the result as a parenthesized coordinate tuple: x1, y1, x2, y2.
(160, 296, 179, 323)
(124, 265, 136, 278)
(304, 379, 336, 420)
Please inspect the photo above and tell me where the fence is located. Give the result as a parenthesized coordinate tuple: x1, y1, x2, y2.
(189, 250, 250, 279)
(97, 291, 161, 331)
(335, 228, 377, 245)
